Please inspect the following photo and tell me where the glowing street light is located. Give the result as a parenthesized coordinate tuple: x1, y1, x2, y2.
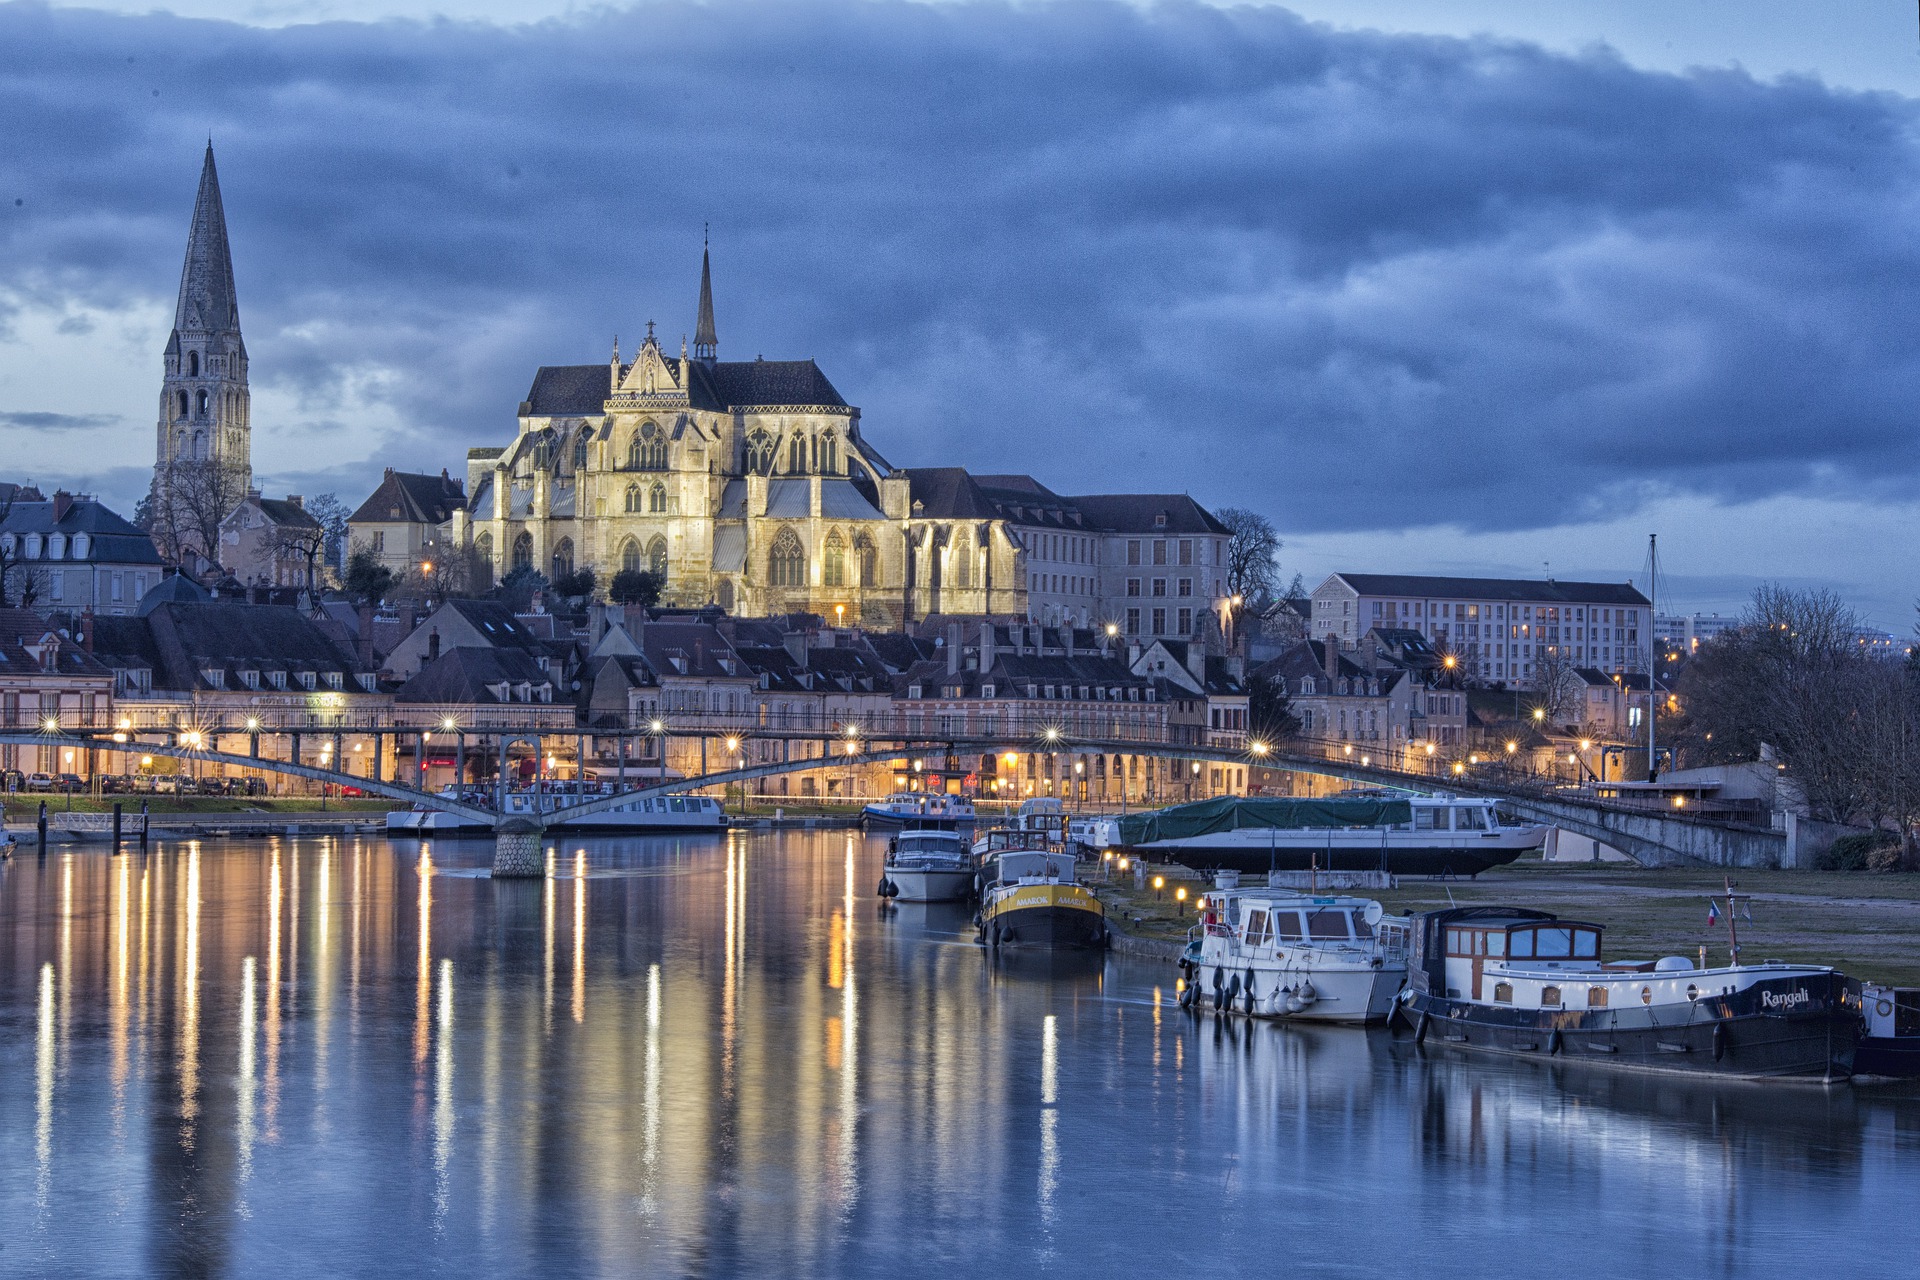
(725, 736, 740, 754)
(1043, 727, 1062, 744)
(649, 719, 664, 734)
(42, 716, 59, 732)
(1250, 740, 1270, 757)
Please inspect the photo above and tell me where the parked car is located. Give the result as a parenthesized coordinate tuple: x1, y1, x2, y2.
(101, 774, 134, 794)
(25, 773, 54, 792)
(54, 774, 85, 794)
(131, 774, 158, 794)
(241, 777, 268, 797)
(198, 776, 235, 796)
(150, 775, 183, 795)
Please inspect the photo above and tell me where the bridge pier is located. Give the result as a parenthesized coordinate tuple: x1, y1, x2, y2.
(492, 817, 546, 878)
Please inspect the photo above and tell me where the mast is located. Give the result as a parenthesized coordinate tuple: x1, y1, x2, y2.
(1647, 533, 1657, 782)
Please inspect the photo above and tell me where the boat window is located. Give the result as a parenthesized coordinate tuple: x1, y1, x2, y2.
(1415, 808, 1440, 832)
(1587, 986, 1608, 1008)
(1351, 913, 1373, 938)
(1535, 927, 1572, 958)
(1493, 982, 1513, 1004)
(1244, 910, 1271, 947)
(1457, 807, 1489, 831)
(1486, 932, 1504, 957)
(1274, 912, 1304, 940)
(1899, 992, 1920, 1038)
(1572, 929, 1599, 959)
(1308, 911, 1350, 941)
(1509, 930, 1534, 958)
(1445, 927, 1462, 953)
(669, 797, 686, 812)
(1541, 985, 1563, 1007)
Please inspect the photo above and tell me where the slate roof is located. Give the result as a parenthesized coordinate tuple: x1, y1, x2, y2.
(93, 602, 371, 693)
(0, 609, 113, 678)
(349, 469, 466, 526)
(1, 494, 163, 566)
(1063, 493, 1229, 536)
(637, 622, 749, 680)
(255, 497, 321, 529)
(137, 572, 211, 615)
(442, 599, 546, 652)
(1328, 573, 1652, 607)
(397, 647, 555, 705)
(904, 468, 999, 519)
(523, 358, 849, 417)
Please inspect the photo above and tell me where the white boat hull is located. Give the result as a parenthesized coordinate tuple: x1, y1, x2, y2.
(883, 866, 976, 903)
(386, 795, 725, 835)
(1193, 950, 1405, 1025)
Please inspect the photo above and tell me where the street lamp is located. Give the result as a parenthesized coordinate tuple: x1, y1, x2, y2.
(1250, 740, 1269, 757)
(1175, 886, 1188, 914)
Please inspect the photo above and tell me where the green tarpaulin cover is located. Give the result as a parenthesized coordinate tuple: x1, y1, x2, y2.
(1116, 796, 1413, 846)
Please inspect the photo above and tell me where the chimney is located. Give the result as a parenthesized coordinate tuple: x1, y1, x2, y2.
(946, 622, 962, 675)
(980, 623, 996, 674)
(357, 602, 375, 670)
(427, 629, 441, 661)
(1186, 643, 1206, 684)
(51, 490, 73, 523)
(286, 494, 304, 510)
(1322, 636, 1340, 683)
(80, 609, 94, 653)
(783, 632, 808, 667)
(1064, 627, 1075, 658)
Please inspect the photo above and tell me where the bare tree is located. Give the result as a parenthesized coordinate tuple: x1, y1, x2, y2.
(1216, 507, 1281, 645)
(301, 493, 353, 580)
(0, 485, 26, 607)
(269, 518, 329, 592)
(151, 461, 250, 565)
(1528, 646, 1583, 726)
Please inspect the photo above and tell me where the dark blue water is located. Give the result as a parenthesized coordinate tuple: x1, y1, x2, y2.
(0, 831, 1913, 1278)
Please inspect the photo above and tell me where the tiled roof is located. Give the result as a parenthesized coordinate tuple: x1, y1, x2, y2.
(1328, 573, 1651, 607)
(1063, 493, 1229, 536)
(349, 470, 466, 526)
(524, 358, 848, 417)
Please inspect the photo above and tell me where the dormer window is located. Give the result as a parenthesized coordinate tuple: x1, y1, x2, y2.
(1302, 678, 1315, 695)
(201, 667, 225, 689)
(240, 670, 259, 690)
(982, 684, 996, 699)
(23, 534, 41, 559)
(47, 534, 66, 560)
(357, 674, 376, 692)
(324, 672, 344, 690)
(908, 684, 921, 699)
(297, 671, 317, 691)
(268, 670, 287, 690)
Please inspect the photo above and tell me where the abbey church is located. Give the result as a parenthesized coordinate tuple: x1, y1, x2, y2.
(148, 149, 1233, 642)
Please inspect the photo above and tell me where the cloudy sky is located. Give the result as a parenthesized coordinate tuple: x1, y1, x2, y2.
(3, 0, 1918, 626)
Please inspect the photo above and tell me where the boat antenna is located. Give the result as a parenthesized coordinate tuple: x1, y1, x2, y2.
(1723, 874, 1743, 968)
(1647, 533, 1659, 783)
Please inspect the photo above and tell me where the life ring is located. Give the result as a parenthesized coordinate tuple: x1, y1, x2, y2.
(1878, 998, 1895, 1018)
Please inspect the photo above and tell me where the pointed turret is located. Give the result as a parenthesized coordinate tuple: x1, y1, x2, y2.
(173, 144, 242, 342)
(693, 236, 718, 362)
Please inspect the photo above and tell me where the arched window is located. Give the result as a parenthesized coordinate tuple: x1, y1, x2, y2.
(620, 538, 642, 574)
(573, 433, 589, 472)
(629, 421, 667, 470)
(823, 530, 846, 587)
(551, 538, 574, 581)
(176, 391, 188, 420)
(854, 534, 877, 587)
(746, 430, 774, 475)
(787, 435, 806, 475)
(821, 432, 838, 476)
(952, 532, 972, 589)
(768, 528, 805, 587)
(191, 431, 206, 460)
(196, 389, 209, 415)
(512, 531, 533, 572)
(475, 531, 493, 563)
(188, 351, 199, 376)
(647, 536, 668, 580)
(625, 483, 642, 513)
(649, 482, 667, 514)
(717, 579, 735, 611)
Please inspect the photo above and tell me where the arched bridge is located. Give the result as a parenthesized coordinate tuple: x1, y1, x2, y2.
(1, 728, 1782, 873)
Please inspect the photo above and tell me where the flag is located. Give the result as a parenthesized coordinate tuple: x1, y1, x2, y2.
(1707, 900, 1719, 928)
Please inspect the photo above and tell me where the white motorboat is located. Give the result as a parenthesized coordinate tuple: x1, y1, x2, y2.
(387, 783, 726, 835)
(879, 827, 977, 903)
(974, 797, 1066, 855)
(1182, 888, 1409, 1024)
(863, 791, 977, 829)
(1118, 793, 1549, 877)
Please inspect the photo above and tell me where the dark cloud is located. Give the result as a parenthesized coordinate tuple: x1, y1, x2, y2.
(3, 0, 1917, 528)
(0, 409, 121, 430)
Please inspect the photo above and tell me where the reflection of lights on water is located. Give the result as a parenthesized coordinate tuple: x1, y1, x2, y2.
(239, 956, 258, 1195)
(1039, 1014, 1059, 1223)
(416, 850, 434, 1067)
(181, 846, 201, 1124)
(572, 850, 586, 1024)
(35, 962, 54, 1214)
(433, 957, 455, 1230)
(641, 962, 662, 1215)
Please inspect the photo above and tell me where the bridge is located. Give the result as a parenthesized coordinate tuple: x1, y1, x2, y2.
(0, 723, 1785, 874)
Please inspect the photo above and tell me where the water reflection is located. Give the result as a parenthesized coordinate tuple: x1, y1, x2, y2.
(0, 834, 1913, 1277)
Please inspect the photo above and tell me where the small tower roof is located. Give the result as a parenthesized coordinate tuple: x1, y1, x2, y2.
(694, 236, 718, 361)
(173, 144, 241, 338)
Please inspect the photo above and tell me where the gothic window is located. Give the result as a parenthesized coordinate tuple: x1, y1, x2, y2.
(192, 431, 206, 460)
(512, 532, 533, 572)
(176, 391, 188, 420)
(823, 530, 846, 587)
(717, 579, 735, 611)
(647, 536, 668, 579)
(574, 433, 589, 472)
(629, 421, 667, 470)
(196, 389, 209, 415)
(952, 532, 972, 589)
(620, 538, 642, 574)
(649, 482, 667, 514)
(188, 351, 199, 376)
(787, 434, 806, 475)
(768, 528, 806, 587)
(623, 483, 642, 513)
(821, 432, 838, 476)
(746, 430, 775, 475)
(854, 534, 877, 587)
(551, 537, 574, 581)
(475, 531, 493, 563)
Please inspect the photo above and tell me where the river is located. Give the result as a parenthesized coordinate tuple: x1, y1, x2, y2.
(0, 830, 1912, 1277)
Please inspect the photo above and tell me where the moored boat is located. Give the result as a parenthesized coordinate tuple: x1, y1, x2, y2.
(862, 791, 977, 829)
(1181, 887, 1408, 1024)
(1116, 793, 1548, 878)
(386, 784, 726, 834)
(880, 825, 977, 903)
(1855, 984, 1920, 1078)
(1393, 905, 1862, 1080)
(977, 828, 1107, 950)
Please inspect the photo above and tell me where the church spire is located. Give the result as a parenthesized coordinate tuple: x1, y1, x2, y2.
(693, 231, 718, 362)
(173, 143, 241, 339)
